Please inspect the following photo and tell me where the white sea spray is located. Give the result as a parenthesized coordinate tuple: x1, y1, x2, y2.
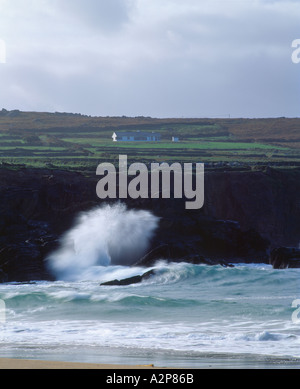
(46, 203, 159, 281)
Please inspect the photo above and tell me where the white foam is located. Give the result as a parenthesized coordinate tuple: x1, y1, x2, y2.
(46, 203, 159, 281)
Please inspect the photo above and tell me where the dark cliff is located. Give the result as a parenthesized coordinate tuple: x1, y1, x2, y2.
(203, 167, 300, 248)
(0, 166, 299, 282)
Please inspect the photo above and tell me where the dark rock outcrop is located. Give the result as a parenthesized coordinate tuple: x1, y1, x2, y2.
(0, 168, 97, 282)
(269, 247, 300, 269)
(133, 244, 234, 267)
(100, 269, 156, 286)
(0, 166, 300, 282)
(133, 244, 171, 267)
(203, 167, 300, 249)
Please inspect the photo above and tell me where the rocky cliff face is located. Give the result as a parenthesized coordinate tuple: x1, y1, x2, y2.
(203, 167, 300, 248)
(0, 166, 299, 282)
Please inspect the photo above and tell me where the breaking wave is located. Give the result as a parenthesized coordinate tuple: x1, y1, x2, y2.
(46, 203, 159, 281)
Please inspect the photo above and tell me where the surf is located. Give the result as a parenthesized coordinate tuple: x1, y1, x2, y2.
(45, 203, 159, 281)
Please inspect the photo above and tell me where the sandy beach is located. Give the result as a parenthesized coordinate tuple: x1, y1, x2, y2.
(0, 358, 162, 369)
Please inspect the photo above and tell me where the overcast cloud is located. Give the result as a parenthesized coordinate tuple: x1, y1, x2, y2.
(0, 0, 299, 118)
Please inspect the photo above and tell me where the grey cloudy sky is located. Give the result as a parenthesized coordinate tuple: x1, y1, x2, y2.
(0, 0, 299, 118)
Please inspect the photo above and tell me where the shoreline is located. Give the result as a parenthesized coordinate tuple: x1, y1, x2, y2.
(0, 358, 166, 370)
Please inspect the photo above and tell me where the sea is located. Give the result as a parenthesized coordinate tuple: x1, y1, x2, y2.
(0, 204, 299, 369)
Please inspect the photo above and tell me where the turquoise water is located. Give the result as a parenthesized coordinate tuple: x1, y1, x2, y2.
(0, 262, 299, 368)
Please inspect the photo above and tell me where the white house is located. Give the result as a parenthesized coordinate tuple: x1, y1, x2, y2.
(112, 131, 161, 142)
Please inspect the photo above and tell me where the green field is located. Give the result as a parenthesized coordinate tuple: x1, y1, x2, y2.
(0, 110, 299, 172)
(108, 141, 287, 150)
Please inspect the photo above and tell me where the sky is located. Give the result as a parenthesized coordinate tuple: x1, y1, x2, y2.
(0, 0, 299, 118)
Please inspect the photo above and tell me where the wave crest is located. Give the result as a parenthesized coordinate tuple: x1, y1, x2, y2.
(46, 203, 159, 281)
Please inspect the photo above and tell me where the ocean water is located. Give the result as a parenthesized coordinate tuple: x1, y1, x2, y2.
(1, 262, 300, 368)
(0, 205, 299, 369)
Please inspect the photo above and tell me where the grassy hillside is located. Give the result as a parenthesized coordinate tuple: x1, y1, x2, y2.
(0, 109, 299, 171)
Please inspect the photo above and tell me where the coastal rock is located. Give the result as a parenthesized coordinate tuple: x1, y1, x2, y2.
(269, 247, 300, 269)
(0, 168, 97, 282)
(203, 167, 300, 249)
(100, 269, 156, 286)
(133, 245, 234, 267)
(133, 244, 171, 267)
(1, 166, 300, 282)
